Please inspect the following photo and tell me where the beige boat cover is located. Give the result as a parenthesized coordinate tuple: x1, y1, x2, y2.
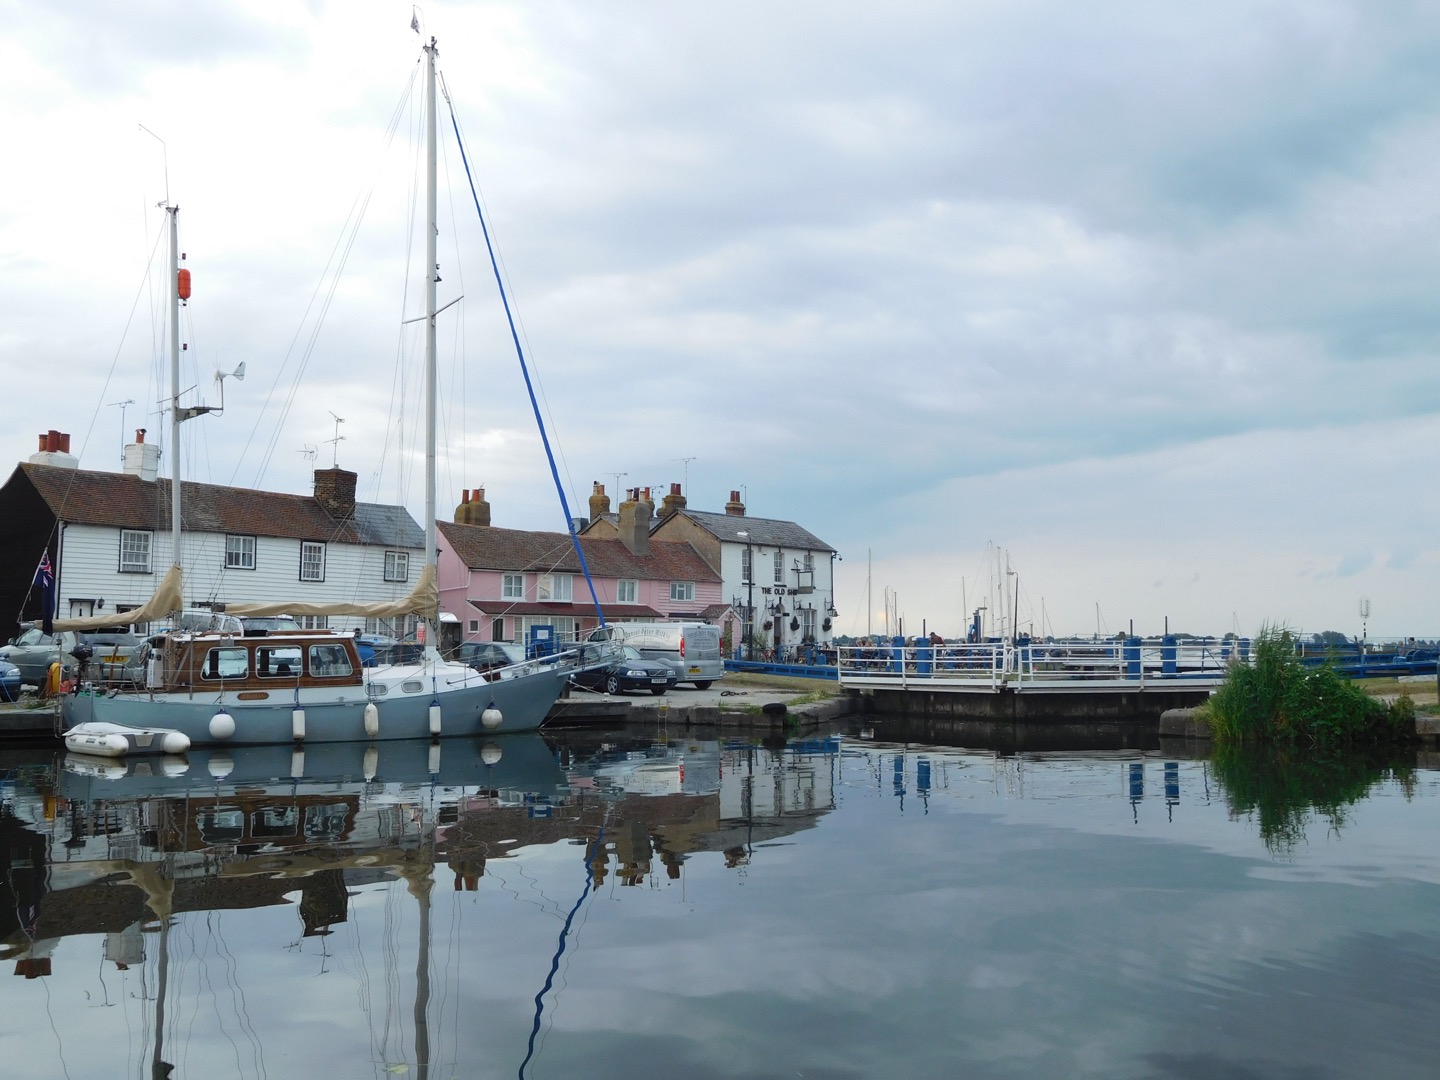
(51, 564, 186, 632)
(46, 563, 437, 632)
(225, 563, 439, 621)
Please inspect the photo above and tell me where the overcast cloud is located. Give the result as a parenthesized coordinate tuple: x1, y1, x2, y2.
(2, 0, 1438, 639)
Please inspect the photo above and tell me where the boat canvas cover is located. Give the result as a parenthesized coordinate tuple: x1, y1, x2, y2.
(49, 564, 185, 632)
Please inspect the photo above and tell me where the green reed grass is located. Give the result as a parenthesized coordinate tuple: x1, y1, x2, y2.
(1202, 626, 1412, 747)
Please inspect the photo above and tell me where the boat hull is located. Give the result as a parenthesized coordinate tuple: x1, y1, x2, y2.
(60, 664, 569, 745)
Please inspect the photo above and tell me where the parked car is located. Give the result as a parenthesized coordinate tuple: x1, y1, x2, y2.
(0, 629, 130, 687)
(349, 634, 400, 667)
(73, 631, 147, 686)
(457, 640, 526, 673)
(570, 644, 677, 696)
(0, 659, 20, 702)
(238, 615, 300, 634)
(0, 628, 148, 688)
(584, 622, 724, 688)
(171, 609, 246, 634)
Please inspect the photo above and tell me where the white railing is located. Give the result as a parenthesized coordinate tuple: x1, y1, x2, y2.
(837, 639, 1240, 691)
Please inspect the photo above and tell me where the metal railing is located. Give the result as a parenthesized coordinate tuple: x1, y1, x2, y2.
(837, 639, 1240, 692)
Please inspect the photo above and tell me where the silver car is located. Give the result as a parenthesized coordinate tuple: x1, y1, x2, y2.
(0, 629, 85, 686)
(0, 628, 144, 687)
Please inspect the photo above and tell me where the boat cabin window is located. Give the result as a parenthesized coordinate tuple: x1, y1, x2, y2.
(257, 645, 304, 678)
(251, 805, 299, 838)
(309, 643, 355, 678)
(304, 803, 352, 841)
(196, 806, 245, 843)
(202, 647, 249, 681)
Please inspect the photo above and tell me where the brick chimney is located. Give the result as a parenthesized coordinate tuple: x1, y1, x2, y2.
(724, 489, 746, 516)
(313, 467, 358, 520)
(454, 487, 492, 526)
(588, 481, 611, 520)
(659, 482, 687, 520)
(617, 486, 652, 556)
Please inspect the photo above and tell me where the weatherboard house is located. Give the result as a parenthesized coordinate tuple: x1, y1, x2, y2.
(0, 430, 425, 639)
(437, 487, 725, 649)
(582, 483, 838, 656)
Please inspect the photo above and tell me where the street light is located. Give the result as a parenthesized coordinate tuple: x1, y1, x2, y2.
(737, 530, 753, 659)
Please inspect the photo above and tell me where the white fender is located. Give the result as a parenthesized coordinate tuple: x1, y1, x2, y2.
(363, 702, 380, 738)
(209, 712, 236, 740)
(481, 703, 503, 730)
(428, 702, 442, 735)
(292, 708, 306, 741)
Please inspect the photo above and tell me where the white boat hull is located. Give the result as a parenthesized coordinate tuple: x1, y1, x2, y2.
(61, 661, 568, 746)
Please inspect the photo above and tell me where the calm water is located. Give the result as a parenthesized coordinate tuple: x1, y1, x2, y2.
(2, 723, 1438, 1079)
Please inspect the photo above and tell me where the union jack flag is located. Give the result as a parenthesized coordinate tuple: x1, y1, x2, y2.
(32, 553, 54, 636)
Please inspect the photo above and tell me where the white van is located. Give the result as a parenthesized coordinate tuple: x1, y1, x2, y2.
(586, 622, 724, 688)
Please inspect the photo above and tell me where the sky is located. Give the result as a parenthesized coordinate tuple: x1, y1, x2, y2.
(3, 0, 1439, 641)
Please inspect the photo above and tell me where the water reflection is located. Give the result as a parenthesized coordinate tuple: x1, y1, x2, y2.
(0, 731, 1437, 1077)
(1209, 742, 1417, 856)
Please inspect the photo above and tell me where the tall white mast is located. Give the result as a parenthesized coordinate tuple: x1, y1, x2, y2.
(422, 38, 439, 648)
(168, 206, 182, 561)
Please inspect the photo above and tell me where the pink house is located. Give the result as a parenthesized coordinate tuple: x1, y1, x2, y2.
(437, 487, 725, 648)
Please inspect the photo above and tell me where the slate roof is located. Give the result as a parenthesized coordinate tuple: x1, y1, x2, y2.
(18, 463, 423, 547)
(438, 520, 720, 582)
(668, 509, 835, 553)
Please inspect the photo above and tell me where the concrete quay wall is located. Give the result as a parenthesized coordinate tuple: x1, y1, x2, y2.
(857, 686, 1213, 725)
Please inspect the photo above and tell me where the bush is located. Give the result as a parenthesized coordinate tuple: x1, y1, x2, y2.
(1202, 626, 1411, 747)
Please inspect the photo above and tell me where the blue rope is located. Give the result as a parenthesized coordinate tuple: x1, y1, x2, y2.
(518, 826, 604, 1078)
(445, 101, 606, 631)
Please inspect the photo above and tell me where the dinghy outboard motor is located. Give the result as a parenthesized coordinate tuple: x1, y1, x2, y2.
(69, 640, 94, 683)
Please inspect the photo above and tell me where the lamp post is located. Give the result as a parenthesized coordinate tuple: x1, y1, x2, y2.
(737, 530, 753, 659)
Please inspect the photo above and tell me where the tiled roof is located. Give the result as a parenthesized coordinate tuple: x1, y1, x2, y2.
(438, 521, 720, 582)
(19, 464, 422, 546)
(466, 601, 666, 619)
(667, 509, 835, 553)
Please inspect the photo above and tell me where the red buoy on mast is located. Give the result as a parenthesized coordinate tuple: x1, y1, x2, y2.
(177, 267, 191, 301)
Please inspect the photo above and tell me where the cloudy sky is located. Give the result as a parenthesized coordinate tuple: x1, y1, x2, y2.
(3, 0, 1438, 640)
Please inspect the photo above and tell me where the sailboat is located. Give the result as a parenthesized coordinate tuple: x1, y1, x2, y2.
(58, 39, 574, 746)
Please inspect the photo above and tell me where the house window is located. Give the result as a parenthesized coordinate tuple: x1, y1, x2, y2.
(119, 529, 152, 573)
(116, 603, 146, 635)
(225, 535, 257, 570)
(801, 607, 816, 640)
(773, 550, 784, 584)
(299, 615, 329, 629)
(300, 542, 326, 582)
(468, 619, 479, 633)
(538, 573, 572, 601)
(521, 615, 576, 642)
(670, 581, 695, 602)
(741, 546, 752, 584)
(492, 617, 505, 641)
(502, 573, 524, 599)
(617, 579, 637, 603)
(803, 551, 814, 571)
(384, 550, 409, 583)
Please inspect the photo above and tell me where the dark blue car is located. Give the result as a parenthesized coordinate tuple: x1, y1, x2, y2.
(0, 659, 21, 702)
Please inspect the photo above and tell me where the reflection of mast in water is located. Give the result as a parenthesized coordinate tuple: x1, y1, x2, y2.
(519, 827, 606, 1079)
